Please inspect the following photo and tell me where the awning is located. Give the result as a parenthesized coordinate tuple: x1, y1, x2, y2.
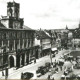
(51, 48, 57, 51)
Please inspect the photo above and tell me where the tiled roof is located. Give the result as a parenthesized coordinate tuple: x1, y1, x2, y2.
(36, 30, 51, 39)
(23, 25, 34, 30)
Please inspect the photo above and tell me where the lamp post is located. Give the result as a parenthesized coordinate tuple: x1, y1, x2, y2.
(2, 45, 9, 80)
(50, 30, 53, 66)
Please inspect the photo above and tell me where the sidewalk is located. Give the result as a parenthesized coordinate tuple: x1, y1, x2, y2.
(0, 49, 69, 79)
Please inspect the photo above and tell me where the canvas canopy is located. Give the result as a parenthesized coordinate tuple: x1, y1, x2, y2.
(51, 48, 57, 51)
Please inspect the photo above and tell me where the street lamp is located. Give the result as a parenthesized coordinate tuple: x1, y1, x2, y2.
(1, 45, 9, 80)
(50, 30, 53, 66)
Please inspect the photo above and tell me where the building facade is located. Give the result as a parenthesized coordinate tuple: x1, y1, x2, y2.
(36, 29, 51, 57)
(0, 1, 35, 69)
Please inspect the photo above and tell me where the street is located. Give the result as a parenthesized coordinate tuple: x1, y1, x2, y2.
(0, 49, 70, 79)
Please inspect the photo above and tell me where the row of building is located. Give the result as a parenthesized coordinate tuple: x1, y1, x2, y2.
(0, 1, 80, 70)
(0, 1, 58, 69)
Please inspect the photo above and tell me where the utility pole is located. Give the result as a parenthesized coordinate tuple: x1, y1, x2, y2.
(50, 30, 53, 66)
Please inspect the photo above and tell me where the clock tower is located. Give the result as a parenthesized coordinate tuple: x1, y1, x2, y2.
(7, 1, 20, 18)
(1, 1, 24, 29)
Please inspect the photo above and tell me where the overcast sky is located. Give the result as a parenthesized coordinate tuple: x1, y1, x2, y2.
(0, 0, 80, 29)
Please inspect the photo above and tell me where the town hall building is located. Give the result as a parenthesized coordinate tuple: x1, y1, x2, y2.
(0, 1, 36, 69)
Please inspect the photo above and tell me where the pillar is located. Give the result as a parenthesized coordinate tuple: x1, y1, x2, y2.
(8, 55, 10, 68)
(2, 40, 3, 46)
(24, 53, 26, 65)
(22, 39, 24, 49)
(26, 39, 28, 48)
(14, 40, 15, 50)
(13, 54, 16, 67)
(20, 55, 22, 67)
(19, 39, 20, 49)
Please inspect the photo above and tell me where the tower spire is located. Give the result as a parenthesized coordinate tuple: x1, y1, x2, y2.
(66, 25, 68, 30)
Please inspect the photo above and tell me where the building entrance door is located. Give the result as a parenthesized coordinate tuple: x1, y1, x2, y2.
(9, 56, 14, 68)
(21, 54, 25, 66)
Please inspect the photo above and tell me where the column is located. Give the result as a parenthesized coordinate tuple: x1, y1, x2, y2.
(14, 40, 15, 50)
(26, 39, 28, 48)
(17, 40, 19, 49)
(2, 40, 3, 46)
(19, 39, 20, 49)
(8, 55, 10, 68)
(22, 39, 24, 49)
(24, 53, 26, 65)
(12, 40, 14, 51)
(20, 55, 22, 67)
(8, 40, 9, 52)
(14, 55, 16, 67)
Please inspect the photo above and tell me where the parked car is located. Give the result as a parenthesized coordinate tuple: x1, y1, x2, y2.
(36, 65, 48, 76)
(77, 75, 80, 80)
(76, 62, 80, 68)
(67, 56, 73, 61)
(60, 75, 65, 80)
(45, 62, 51, 71)
(22, 72, 34, 79)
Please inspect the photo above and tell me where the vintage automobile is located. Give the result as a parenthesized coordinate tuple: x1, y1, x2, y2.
(52, 54, 55, 57)
(36, 65, 48, 76)
(77, 75, 80, 80)
(22, 72, 34, 79)
(60, 75, 65, 80)
(45, 62, 51, 71)
(67, 56, 73, 61)
(76, 62, 80, 68)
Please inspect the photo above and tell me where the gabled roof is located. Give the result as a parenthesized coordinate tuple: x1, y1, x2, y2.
(36, 30, 51, 39)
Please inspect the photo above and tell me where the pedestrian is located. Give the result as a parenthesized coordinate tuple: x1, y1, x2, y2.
(2, 71, 4, 76)
(60, 66, 62, 71)
(48, 75, 50, 80)
(55, 59, 56, 63)
(21, 72, 23, 80)
(34, 58, 36, 63)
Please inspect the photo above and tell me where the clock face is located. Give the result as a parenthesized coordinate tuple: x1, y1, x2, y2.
(13, 21, 20, 29)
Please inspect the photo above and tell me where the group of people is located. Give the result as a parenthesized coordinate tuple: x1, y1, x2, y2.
(53, 60, 64, 72)
(47, 59, 64, 80)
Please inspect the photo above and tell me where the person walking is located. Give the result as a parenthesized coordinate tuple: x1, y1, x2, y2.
(21, 72, 23, 80)
(60, 66, 62, 71)
(34, 58, 36, 63)
(2, 71, 4, 76)
(48, 75, 50, 80)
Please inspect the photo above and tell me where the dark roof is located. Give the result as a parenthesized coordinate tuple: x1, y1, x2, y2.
(69, 29, 75, 32)
(23, 25, 34, 30)
(0, 24, 35, 31)
(36, 30, 51, 39)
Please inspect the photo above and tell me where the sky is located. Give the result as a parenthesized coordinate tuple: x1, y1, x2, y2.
(0, 0, 80, 29)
